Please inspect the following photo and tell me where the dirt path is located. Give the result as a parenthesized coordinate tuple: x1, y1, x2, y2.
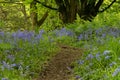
(36, 45, 82, 80)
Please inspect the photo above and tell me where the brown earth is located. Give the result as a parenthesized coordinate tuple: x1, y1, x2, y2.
(35, 45, 83, 80)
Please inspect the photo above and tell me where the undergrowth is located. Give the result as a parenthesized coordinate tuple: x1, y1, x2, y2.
(0, 12, 120, 80)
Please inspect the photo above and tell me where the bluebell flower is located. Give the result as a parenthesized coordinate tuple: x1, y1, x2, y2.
(95, 28, 103, 35)
(2, 61, 11, 70)
(75, 75, 81, 79)
(103, 50, 111, 55)
(111, 32, 117, 37)
(105, 56, 111, 60)
(78, 60, 84, 65)
(11, 63, 17, 67)
(102, 33, 106, 38)
(66, 30, 74, 36)
(60, 28, 66, 33)
(1, 78, 8, 80)
(78, 34, 83, 40)
(7, 54, 15, 62)
(109, 61, 117, 67)
(55, 28, 74, 37)
(112, 67, 120, 77)
(35, 30, 45, 40)
(60, 28, 68, 36)
(0, 31, 4, 37)
(26, 31, 35, 41)
(86, 54, 94, 60)
(35, 33, 42, 40)
(39, 29, 44, 34)
(11, 63, 21, 69)
(17, 31, 25, 39)
(96, 52, 101, 61)
(96, 38, 104, 44)
(12, 30, 26, 41)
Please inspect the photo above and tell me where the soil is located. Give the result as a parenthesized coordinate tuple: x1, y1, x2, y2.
(35, 44, 82, 80)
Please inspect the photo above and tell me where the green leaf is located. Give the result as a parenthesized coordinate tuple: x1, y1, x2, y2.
(0, 43, 13, 50)
(23, 0, 33, 4)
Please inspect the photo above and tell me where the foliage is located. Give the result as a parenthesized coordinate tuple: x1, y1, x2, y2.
(73, 30, 120, 80)
(0, 0, 119, 30)
(64, 13, 120, 80)
(0, 30, 58, 79)
(0, 0, 120, 80)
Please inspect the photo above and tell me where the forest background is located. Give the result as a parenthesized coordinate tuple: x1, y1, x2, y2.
(0, 0, 120, 80)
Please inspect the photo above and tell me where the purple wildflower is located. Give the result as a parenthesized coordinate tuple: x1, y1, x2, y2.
(102, 33, 106, 38)
(35, 30, 44, 40)
(78, 34, 83, 40)
(105, 56, 111, 60)
(96, 52, 101, 61)
(39, 29, 44, 34)
(103, 50, 111, 55)
(109, 61, 117, 67)
(75, 75, 81, 79)
(86, 54, 94, 60)
(112, 67, 120, 77)
(2, 61, 11, 70)
(1, 78, 8, 80)
(78, 60, 84, 65)
(0, 31, 4, 37)
(11, 63, 21, 69)
(7, 54, 15, 62)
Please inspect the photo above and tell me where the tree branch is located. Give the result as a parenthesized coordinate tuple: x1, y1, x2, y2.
(37, 11, 49, 27)
(34, 0, 58, 10)
(0, 1, 23, 4)
(99, 0, 116, 13)
(95, 0, 103, 12)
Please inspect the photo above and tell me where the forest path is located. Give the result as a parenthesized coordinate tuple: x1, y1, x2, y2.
(35, 44, 83, 80)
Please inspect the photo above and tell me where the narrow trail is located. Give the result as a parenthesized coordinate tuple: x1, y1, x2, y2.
(35, 45, 82, 80)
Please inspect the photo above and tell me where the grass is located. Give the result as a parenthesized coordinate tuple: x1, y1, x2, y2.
(0, 30, 58, 80)
(73, 37, 120, 80)
(0, 12, 120, 80)
(67, 12, 120, 80)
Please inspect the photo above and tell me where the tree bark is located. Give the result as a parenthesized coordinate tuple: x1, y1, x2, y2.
(35, 0, 116, 24)
(55, 0, 78, 23)
(30, 0, 49, 29)
(30, 0, 38, 29)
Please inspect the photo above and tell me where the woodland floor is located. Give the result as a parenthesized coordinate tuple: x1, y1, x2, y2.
(35, 45, 83, 80)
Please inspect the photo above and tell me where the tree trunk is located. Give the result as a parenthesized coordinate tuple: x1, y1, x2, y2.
(36, 0, 116, 24)
(55, 0, 78, 23)
(30, 0, 49, 30)
(30, 0, 38, 29)
(55, 0, 105, 22)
